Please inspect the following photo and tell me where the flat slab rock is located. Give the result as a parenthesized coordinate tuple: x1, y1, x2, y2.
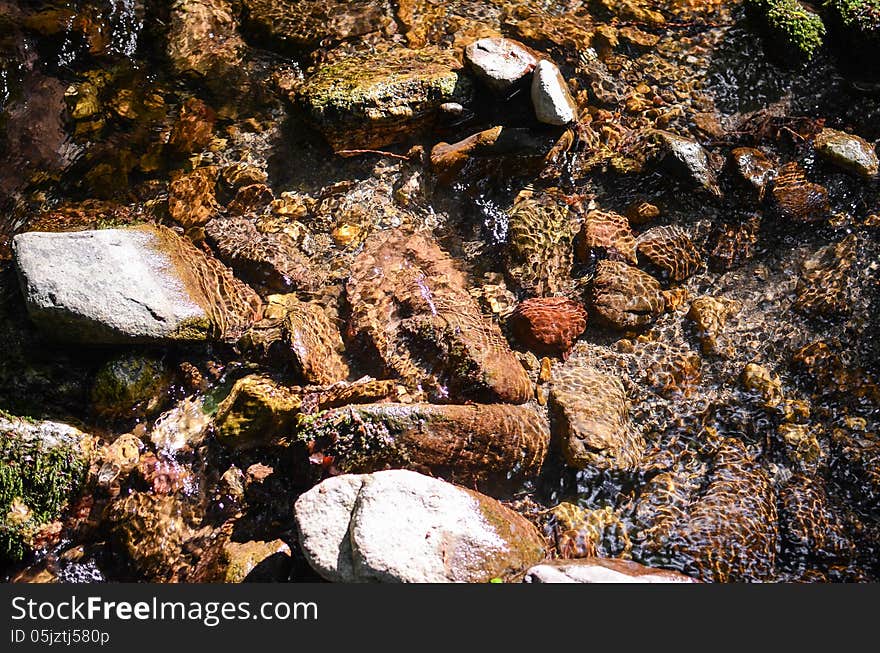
(294, 470, 546, 583)
(13, 226, 261, 344)
(524, 558, 699, 583)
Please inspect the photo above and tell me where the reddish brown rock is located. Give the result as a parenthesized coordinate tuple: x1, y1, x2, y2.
(577, 210, 638, 264)
(731, 147, 776, 200)
(168, 167, 219, 230)
(205, 217, 320, 293)
(708, 215, 761, 271)
(298, 402, 550, 490)
(508, 296, 587, 360)
(226, 183, 275, 216)
(168, 97, 216, 155)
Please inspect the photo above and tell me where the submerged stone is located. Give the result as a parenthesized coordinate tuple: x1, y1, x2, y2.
(298, 402, 550, 490)
(524, 558, 699, 583)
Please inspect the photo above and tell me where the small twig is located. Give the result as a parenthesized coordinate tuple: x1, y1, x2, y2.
(335, 149, 411, 161)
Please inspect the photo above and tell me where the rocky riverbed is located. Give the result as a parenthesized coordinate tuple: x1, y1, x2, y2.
(1, 0, 879, 583)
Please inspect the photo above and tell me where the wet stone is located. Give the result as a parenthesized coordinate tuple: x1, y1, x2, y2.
(545, 503, 631, 559)
(347, 229, 531, 404)
(814, 127, 879, 178)
(13, 226, 262, 344)
(577, 209, 638, 264)
(794, 234, 858, 318)
(708, 215, 761, 271)
(653, 130, 720, 197)
(464, 37, 537, 93)
(531, 60, 578, 126)
(772, 162, 829, 223)
(205, 217, 320, 293)
(591, 259, 665, 330)
(549, 363, 644, 473)
(507, 191, 577, 297)
(295, 46, 473, 150)
(635, 225, 702, 282)
(730, 147, 776, 199)
(508, 296, 587, 360)
(298, 402, 550, 490)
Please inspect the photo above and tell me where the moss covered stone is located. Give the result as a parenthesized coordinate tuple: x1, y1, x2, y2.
(0, 416, 91, 560)
(295, 46, 474, 150)
(747, 0, 827, 60)
(91, 354, 173, 420)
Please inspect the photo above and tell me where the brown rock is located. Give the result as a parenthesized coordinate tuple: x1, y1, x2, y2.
(525, 558, 699, 583)
(625, 201, 660, 225)
(635, 225, 702, 282)
(549, 363, 643, 472)
(577, 210, 638, 264)
(168, 167, 219, 229)
(731, 147, 776, 200)
(280, 296, 350, 385)
(508, 296, 587, 360)
(168, 97, 216, 155)
(687, 296, 741, 356)
(814, 127, 879, 178)
(226, 184, 275, 216)
(794, 234, 858, 317)
(205, 217, 320, 293)
(347, 229, 532, 404)
(708, 215, 761, 271)
(772, 162, 829, 223)
(298, 402, 550, 491)
(591, 260, 665, 330)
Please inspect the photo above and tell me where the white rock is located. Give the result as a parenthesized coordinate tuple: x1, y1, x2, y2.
(465, 37, 537, 93)
(294, 474, 364, 583)
(294, 470, 545, 583)
(524, 558, 700, 583)
(530, 60, 578, 126)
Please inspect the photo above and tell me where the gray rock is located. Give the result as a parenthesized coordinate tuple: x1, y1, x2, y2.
(654, 130, 721, 197)
(524, 558, 699, 583)
(465, 37, 537, 93)
(814, 128, 879, 178)
(294, 470, 546, 583)
(294, 474, 364, 583)
(531, 60, 578, 126)
(13, 226, 260, 344)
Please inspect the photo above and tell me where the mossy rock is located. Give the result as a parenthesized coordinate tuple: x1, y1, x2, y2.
(295, 46, 474, 150)
(0, 416, 91, 561)
(823, 0, 880, 75)
(91, 354, 173, 420)
(746, 0, 827, 61)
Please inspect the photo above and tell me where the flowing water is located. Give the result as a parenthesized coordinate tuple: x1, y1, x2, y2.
(1, 0, 879, 582)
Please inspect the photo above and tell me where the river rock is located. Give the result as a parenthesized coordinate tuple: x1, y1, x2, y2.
(577, 209, 638, 264)
(240, 0, 395, 49)
(347, 229, 531, 404)
(508, 296, 587, 360)
(205, 217, 320, 293)
(731, 147, 776, 199)
(213, 375, 397, 449)
(653, 130, 720, 197)
(90, 353, 173, 420)
(772, 162, 829, 222)
(1, 415, 94, 560)
(524, 558, 699, 583)
(464, 37, 537, 93)
(635, 225, 703, 282)
(168, 0, 245, 81)
(295, 46, 473, 150)
(507, 190, 578, 297)
(13, 226, 262, 344)
(298, 402, 550, 490)
(591, 259, 665, 330)
(531, 60, 578, 126)
(814, 127, 879, 178)
(549, 363, 644, 472)
(294, 470, 546, 583)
